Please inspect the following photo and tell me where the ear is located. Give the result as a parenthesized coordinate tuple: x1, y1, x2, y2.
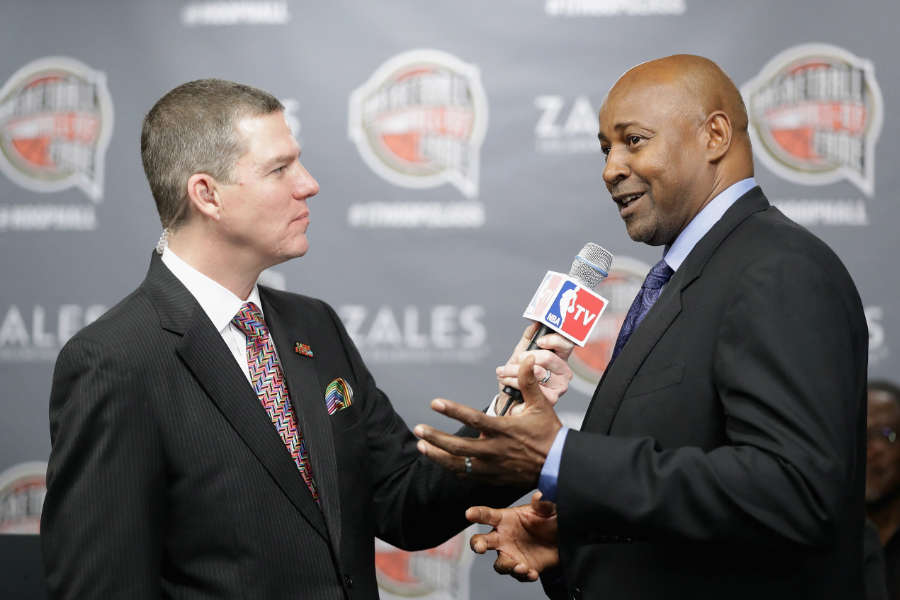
(703, 110, 733, 163)
(186, 173, 223, 221)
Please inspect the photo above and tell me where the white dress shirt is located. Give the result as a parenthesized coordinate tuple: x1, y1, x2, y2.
(161, 247, 269, 384)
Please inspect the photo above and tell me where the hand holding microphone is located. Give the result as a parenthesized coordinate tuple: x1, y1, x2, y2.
(495, 323, 574, 414)
(498, 243, 613, 415)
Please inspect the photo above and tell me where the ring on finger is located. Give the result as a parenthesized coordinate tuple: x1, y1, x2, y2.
(539, 370, 551, 385)
(464, 456, 473, 474)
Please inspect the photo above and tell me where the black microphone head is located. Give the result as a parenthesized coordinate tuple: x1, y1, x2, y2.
(569, 243, 613, 290)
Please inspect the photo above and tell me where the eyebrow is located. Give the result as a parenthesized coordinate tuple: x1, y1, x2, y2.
(597, 120, 645, 141)
(260, 151, 300, 172)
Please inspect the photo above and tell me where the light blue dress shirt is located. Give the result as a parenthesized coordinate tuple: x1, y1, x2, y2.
(537, 177, 758, 501)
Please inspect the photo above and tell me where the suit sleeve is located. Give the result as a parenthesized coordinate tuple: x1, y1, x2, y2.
(321, 302, 528, 550)
(41, 337, 165, 599)
(557, 251, 866, 546)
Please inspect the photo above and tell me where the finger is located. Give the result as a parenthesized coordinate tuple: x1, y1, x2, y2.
(530, 492, 557, 517)
(466, 506, 503, 528)
(517, 322, 540, 351)
(525, 348, 564, 370)
(496, 364, 522, 379)
(534, 332, 575, 359)
(427, 398, 497, 434)
(469, 530, 501, 553)
(496, 368, 525, 393)
(518, 355, 549, 409)
(493, 553, 519, 575)
(523, 349, 574, 383)
(512, 562, 539, 582)
(506, 322, 540, 365)
(415, 438, 475, 473)
(533, 364, 550, 383)
(496, 374, 521, 391)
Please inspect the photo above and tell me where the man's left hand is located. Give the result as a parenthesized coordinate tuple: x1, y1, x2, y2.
(414, 356, 562, 487)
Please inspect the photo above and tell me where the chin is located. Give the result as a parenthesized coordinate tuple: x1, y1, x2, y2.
(284, 237, 310, 259)
(625, 225, 658, 246)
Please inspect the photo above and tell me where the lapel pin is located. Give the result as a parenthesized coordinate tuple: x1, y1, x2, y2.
(294, 342, 314, 358)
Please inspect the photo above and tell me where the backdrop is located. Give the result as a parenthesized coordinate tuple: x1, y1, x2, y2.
(1, 1, 896, 598)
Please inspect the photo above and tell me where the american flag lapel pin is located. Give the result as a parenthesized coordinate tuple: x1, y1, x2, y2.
(294, 342, 314, 358)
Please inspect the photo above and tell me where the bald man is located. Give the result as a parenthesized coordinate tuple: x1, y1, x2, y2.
(412, 55, 869, 598)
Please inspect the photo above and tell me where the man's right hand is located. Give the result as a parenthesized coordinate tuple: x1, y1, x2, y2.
(466, 491, 560, 582)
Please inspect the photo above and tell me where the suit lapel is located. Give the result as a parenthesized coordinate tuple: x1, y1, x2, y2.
(587, 284, 683, 433)
(261, 288, 342, 555)
(142, 253, 330, 542)
(585, 187, 770, 434)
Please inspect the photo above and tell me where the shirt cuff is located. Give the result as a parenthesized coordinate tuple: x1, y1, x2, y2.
(485, 394, 500, 416)
(538, 426, 569, 503)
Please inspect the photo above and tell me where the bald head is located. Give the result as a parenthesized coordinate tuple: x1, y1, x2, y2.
(614, 54, 749, 139)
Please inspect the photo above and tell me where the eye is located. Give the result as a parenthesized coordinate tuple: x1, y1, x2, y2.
(600, 145, 610, 160)
(271, 165, 287, 175)
(626, 135, 644, 147)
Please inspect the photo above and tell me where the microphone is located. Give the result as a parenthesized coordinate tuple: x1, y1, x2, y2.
(499, 243, 613, 415)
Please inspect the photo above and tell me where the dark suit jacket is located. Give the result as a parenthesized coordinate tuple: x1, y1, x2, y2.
(41, 253, 519, 599)
(551, 188, 868, 599)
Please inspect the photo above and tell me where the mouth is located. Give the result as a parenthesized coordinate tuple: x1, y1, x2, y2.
(613, 191, 645, 212)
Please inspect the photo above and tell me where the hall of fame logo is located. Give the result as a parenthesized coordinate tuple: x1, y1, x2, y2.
(0, 57, 113, 201)
(348, 49, 488, 199)
(741, 44, 883, 197)
(375, 527, 475, 600)
(0, 462, 47, 534)
(568, 256, 649, 395)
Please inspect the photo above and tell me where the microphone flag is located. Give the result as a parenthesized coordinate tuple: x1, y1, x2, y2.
(522, 271, 609, 346)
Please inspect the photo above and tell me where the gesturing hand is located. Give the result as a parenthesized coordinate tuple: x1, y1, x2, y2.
(414, 355, 562, 487)
(467, 491, 559, 582)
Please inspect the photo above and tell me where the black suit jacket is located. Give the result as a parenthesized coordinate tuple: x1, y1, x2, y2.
(41, 253, 519, 599)
(551, 188, 868, 599)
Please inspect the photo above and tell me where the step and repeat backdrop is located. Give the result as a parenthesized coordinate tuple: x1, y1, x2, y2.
(1, 1, 897, 598)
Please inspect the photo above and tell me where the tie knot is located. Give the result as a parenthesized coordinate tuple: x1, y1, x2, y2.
(232, 302, 267, 338)
(643, 260, 674, 290)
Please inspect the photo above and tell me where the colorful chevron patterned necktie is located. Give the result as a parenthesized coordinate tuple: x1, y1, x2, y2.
(232, 302, 319, 503)
(609, 259, 674, 364)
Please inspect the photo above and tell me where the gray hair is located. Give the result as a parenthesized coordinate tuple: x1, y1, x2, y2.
(140, 78, 283, 229)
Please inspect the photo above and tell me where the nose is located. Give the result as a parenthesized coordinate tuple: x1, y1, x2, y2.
(602, 146, 629, 187)
(294, 162, 320, 199)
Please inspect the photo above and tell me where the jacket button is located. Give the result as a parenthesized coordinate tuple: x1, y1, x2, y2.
(343, 574, 353, 588)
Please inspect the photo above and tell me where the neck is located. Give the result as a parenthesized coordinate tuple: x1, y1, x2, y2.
(168, 228, 262, 300)
(867, 491, 900, 545)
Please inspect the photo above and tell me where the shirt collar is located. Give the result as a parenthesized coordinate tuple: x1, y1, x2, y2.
(664, 177, 757, 271)
(161, 247, 263, 333)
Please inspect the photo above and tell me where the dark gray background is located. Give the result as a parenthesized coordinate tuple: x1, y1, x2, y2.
(1, 1, 896, 598)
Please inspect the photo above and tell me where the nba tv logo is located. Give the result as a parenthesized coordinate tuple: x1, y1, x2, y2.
(544, 280, 608, 345)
